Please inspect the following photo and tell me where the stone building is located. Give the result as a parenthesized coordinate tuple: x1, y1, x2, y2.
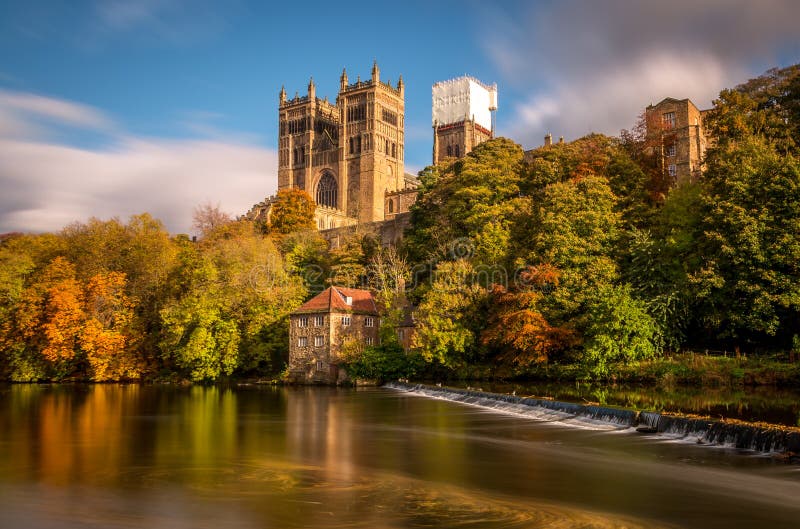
(432, 76, 497, 164)
(276, 62, 419, 229)
(645, 97, 712, 183)
(287, 286, 380, 384)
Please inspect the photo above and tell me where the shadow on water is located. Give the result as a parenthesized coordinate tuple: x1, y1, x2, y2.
(1, 384, 800, 529)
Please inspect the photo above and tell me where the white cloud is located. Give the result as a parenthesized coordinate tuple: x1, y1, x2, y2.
(0, 90, 276, 235)
(483, 0, 800, 148)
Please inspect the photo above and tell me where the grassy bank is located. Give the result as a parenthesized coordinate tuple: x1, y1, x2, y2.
(497, 352, 800, 388)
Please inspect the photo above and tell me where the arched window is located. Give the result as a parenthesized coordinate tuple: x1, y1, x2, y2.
(316, 172, 338, 208)
(388, 199, 394, 213)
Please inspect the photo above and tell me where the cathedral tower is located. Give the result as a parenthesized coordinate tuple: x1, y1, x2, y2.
(432, 76, 497, 164)
(278, 62, 405, 226)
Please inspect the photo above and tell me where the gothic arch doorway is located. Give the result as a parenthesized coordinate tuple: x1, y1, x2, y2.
(316, 171, 338, 209)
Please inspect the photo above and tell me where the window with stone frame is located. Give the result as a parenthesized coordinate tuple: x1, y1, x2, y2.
(342, 315, 351, 327)
(365, 336, 373, 345)
(316, 360, 325, 371)
(665, 142, 676, 157)
(668, 164, 677, 178)
(313, 315, 325, 327)
(298, 337, 307, 347)
(662, 112, 676, 129)
(365, 316, 375, 327)
(314, 335, 324, 347)
(297, 316, 308, 328)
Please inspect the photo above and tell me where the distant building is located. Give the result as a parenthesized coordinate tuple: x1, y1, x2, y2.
(432, 76, 497, 164)
(287, 287, 380, 384)
(645, 97, 711, 183)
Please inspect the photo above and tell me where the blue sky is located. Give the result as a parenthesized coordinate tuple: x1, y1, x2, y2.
(1, 0, 799, 234)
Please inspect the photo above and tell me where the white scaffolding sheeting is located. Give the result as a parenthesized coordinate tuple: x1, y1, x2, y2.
(432, 76, 497, 130)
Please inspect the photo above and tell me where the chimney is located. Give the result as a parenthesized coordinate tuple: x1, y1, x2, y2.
(544, 133, 552, 147)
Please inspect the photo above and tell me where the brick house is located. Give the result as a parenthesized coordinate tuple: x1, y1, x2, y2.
(287, 287, 380, 384)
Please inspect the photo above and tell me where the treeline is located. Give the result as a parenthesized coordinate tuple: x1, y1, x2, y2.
(2, 64, 799, 383)
(380, 63, 800, 379)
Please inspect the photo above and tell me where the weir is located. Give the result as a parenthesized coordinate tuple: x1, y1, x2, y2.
(386, 382, 800, 455)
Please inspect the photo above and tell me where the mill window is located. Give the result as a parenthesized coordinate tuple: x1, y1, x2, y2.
(668, 164, 677, 178)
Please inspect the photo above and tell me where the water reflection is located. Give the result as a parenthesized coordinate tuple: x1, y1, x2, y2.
(1, 384, 800, 528)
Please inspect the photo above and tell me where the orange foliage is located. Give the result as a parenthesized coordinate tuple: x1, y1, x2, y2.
(39, 258, 85, 364)
(81, 272, 142, 381)
(482, 267, 577, 366)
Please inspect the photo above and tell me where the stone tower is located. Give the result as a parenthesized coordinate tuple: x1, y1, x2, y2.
(432, 76, 497, 164)
(277, 62, 405, 226)
(644, 97, 710, 184)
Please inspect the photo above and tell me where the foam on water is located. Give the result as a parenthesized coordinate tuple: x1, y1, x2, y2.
(386, 382, 800, 455)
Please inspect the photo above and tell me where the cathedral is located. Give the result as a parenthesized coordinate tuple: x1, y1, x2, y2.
(245, 65, 500, 237)
(250, 62, 416, 231)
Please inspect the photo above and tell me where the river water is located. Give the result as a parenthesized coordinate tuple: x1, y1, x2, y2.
(1, 384, 799, 528)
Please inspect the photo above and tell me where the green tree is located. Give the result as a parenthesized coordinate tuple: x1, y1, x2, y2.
(582, 284, 663, 375)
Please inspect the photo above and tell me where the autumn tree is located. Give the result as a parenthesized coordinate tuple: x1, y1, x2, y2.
(482, 266, 577, 367)
(268, 188, 316, 234)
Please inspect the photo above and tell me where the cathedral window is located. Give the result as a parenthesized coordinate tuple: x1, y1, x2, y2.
(385, 139, 389, 154)
(381, 108, 398, 126)
(349, 137, 354, 154)
(357, 136, 362, 153)
(347, 105, 366, 122)
(316, 171, 338, 208)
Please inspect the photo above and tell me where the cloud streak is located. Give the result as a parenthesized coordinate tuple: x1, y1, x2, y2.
(0, 90, 276, 235)
(484, 0, 800, 147)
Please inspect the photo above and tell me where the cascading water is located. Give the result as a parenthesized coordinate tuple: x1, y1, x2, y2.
(386, 382, 800, 456)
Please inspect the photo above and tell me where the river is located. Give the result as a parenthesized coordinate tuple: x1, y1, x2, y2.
(1, 384, 799, 528)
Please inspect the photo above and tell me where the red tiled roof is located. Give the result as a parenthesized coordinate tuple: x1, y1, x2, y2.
(294, 286, 378, 315)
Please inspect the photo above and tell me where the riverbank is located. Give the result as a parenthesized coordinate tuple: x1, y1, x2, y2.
(449, 352, 800, 388)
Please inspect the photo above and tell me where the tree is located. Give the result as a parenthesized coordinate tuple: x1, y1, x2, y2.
(192, 201, 232, 237)
(482, 266, 577, 367)
(692, 137, 800, 344)
(268, 188, 316, 234)
(582, 284, 663, 375)
(412, 260, 488, 369)
(81, 272, 142, 381)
